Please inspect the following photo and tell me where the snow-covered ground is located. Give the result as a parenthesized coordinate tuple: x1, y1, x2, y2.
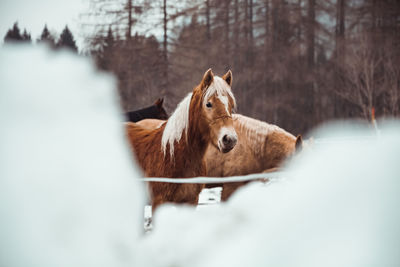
(0, 45, 145, 267)
(1, 45, 400, 267)
(138, 122, 400, 267)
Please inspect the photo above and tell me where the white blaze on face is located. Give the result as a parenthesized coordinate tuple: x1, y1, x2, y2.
(217, 126, 238, 151)
(203, 76, 236, 115)
(217, 95, 230, 115)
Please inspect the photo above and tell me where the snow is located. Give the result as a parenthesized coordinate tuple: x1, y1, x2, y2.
(0, 45, 145, 267)
(138, 121, 400, 267)
(2, 45, 400, 267)
(198, 187, 222, 206)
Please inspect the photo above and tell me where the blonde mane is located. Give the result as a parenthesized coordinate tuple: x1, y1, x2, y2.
(161, 76, 236, 158)
(161, 93, 192, 158)
(233, 114, 294, 156)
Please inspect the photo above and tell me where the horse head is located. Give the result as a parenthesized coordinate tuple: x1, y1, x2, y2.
(195, 69, 238, 153)
(154, 98, 168, 120)
(295, 135, 303, 152)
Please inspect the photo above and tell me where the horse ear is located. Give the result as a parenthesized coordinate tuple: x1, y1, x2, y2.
(222, 70, 233, 87)
(155, 98, 164, 108)
(295, 135, 303, 152)
(201, 68, 214, 90)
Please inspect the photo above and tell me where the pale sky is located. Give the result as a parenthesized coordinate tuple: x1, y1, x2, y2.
(0, 0, 89, 50)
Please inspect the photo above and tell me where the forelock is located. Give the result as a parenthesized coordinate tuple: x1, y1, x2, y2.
(203, 76, 236, 113)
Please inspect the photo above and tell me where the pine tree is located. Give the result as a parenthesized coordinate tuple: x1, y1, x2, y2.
(38, 24, 56, 48)
(21, 29, 32, 43)
(104, 26, 114, 50)
(57, 25, 78, 52)
(4, 22, 23, 43)
(96, 26, 115, 70)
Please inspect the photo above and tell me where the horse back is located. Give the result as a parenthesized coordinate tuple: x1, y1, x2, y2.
(125, 111, 144, 122)
(125, 105, 162, 122)
(125, 122, 165, 176)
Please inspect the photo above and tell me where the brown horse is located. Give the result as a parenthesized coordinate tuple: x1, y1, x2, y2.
(205, 114, 302, 201)
(137, 114, 302, 202)
(126, 69, 237, 210)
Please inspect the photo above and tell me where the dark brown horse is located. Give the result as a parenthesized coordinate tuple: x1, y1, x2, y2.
(126, 69, 237, 210)
(125, 98, 168, 122)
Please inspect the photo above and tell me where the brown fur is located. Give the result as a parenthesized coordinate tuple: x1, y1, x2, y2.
(206, 114, 301, 200)
(126, 69, 236, 210)
(136, 119, 165, 130)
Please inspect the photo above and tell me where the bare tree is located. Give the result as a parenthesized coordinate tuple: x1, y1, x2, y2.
(335, 34, 384, 120)
(381, 46, 400, 116)
(83, 0, 400, 134)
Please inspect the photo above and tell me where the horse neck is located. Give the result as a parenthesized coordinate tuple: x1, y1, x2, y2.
(186, 91, 210, 157)
(234, 114, 296, 161)
(139, 105, 156, 117)
(161, 91, 209, 166)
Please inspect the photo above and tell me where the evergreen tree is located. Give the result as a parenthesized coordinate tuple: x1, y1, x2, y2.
(38, 24, 56, 48)
(21, 29, 32, 43)
(97, 26, 115, 70)
(4, 22, 23, 43)
(57, 25, 78, 52)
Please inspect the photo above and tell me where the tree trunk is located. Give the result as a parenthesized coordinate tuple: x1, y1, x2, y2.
(264, 0, 270, 65)
(271, 0, 279, 52)
(297, 0, 302, 53)
(162, 0, 168, 97)
(248, 0, 254, 65)
(306, 0, 316, 124)
(244, 0, 249, 49)
(233, 0, 239, 68)
(335, 0, 345, 61)
(306, 0, 315, 69)
(206, 0, 211, 40)
(225, 0, 231, 63)
(127, 0, 132, 39)
(334, 0, 345, 118)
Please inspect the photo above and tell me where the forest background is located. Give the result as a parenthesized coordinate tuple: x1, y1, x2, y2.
(4, 0, 400, 135)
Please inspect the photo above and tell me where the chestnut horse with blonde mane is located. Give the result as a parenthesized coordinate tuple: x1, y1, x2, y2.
(205, 114, 302, 201)
(126, 69, 237, 210)
(137, 114, 302, 202)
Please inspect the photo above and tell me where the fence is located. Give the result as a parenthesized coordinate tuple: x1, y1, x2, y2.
(140, 171, 288, 184)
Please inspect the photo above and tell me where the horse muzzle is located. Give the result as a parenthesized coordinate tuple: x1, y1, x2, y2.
(218, 130, 237, 153)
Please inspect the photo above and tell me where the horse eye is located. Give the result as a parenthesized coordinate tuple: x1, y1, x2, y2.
(206, 102, 212, 108)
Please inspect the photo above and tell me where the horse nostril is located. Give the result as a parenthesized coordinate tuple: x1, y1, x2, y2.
(232, 136, 237, 145)
(222, 134, 236, 146)
(220, 133, 237, 152)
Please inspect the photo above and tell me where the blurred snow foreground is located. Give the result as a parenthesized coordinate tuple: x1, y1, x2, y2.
(1, 46, 400, 267)
(138, 126, 400, 267)
(0, 46, 145, 267)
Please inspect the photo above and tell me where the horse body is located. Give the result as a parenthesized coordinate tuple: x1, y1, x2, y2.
(205, 114, 302, 201)
(125, 98, 168, 122)
(126, 69, 237, 210)
(126, 121, 205, 208)
(137, 114, 302, 202)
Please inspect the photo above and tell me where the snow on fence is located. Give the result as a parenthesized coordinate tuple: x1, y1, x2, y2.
(141, 172, 287, 229)
(139, 171, 286, 184)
